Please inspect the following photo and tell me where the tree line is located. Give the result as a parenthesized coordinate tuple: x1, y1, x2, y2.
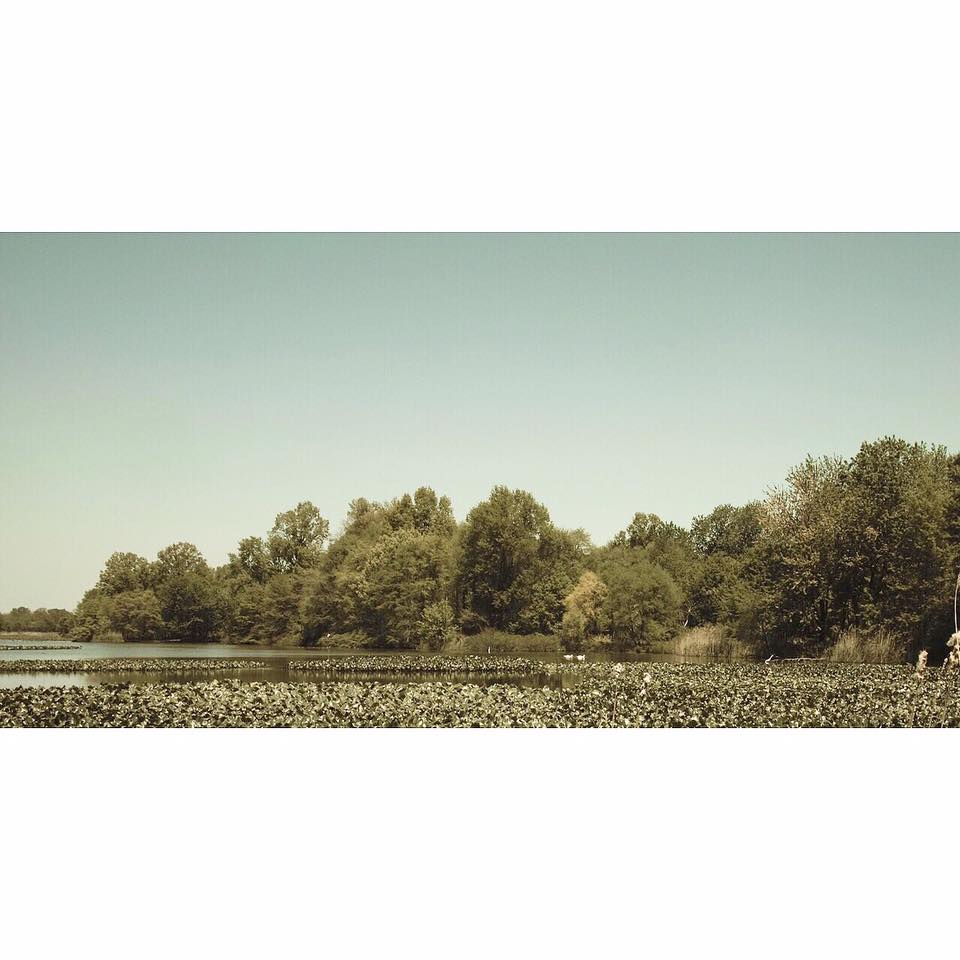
(28, 436, 960, 659)
(0, 607, 73, 634)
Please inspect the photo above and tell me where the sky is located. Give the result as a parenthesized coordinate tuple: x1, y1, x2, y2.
(1, 233, 957, 610)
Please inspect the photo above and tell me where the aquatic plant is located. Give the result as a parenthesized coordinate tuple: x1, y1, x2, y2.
(0, 658, 269, 673)
(2, 662, 957, 728)
(0, 642, 80, 651)
(288, 655, 547, 676)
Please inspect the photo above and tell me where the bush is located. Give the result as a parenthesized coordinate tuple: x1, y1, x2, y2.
(584, 633, 614, 651)
(418, 601, 459, 652)
(308, 630, 373, 649)
(96, 630, 125, 644)
(458, 610, 488, 636)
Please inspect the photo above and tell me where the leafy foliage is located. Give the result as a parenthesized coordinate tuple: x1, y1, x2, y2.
(560, 571, 608, 651)
(456, 486, 586, 633)
(597, 550, 683, 646)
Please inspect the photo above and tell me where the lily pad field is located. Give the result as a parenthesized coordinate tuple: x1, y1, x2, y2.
(1, 657, 958, 727)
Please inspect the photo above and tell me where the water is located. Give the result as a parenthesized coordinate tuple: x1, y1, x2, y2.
(0, 640, 738, 689)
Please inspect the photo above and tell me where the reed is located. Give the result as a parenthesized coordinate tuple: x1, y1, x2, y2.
(670, 625, 750, 659)
(825, 627, 904, 664)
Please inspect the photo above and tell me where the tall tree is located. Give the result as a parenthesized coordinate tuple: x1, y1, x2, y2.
(267, 502, 329, 572)
(457, 487, 584, 632)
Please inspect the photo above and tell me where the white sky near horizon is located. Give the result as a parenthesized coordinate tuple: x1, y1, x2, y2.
(1, 232, 957, 610)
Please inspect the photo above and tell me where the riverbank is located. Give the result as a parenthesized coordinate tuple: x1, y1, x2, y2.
(1, 661, 956, 727)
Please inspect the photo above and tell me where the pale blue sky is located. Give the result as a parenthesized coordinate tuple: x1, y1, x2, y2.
(1, 233, 956, 609)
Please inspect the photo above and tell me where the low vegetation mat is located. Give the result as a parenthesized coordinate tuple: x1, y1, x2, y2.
(1, 662, 958, 727)
(0, 658, 269, 673)
(0, 643, 81, 652)
(289, 655, 547, 675)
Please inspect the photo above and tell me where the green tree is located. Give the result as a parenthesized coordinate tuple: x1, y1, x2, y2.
(758, 455, 853, 648)
(233, 536, 272, 584)
(599, 550, 683, 646)
(691, 503, 763, 558)
(299, 489, 457, 646)
(96, 552, 152, 595)
(152, 543, 222, 642)
(754, 438, 955, 656)
(843, 438, 953, 647)
(457, 487, 585, 632)
(561, 570, 608, 650)
(418, 600, 458, 651)
(108, 589, 164, 641)
(354, 528, 454, 646)
(267, 502, 329, 572)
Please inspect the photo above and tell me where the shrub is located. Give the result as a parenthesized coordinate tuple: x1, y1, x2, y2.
(584, 633, 614, 651)
(458, 610, 488, 636)
(309, 630, 373, 649)
(418, 601, 459, 652)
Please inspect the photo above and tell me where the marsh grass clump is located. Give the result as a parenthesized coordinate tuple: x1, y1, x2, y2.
(825, 627, 904, 664)
(669, 625, 750, 659)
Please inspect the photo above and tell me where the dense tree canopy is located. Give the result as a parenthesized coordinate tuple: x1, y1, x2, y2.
(455, 486, 588, 634)
(298, 488, 456, 646)
(0, 606, 74, 634)
(21, 436, 957, 659)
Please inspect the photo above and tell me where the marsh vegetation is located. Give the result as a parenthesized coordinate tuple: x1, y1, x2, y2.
(2, 659, 958, 728)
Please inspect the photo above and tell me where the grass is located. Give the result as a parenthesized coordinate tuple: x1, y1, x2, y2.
(824, 627, 904, 664)
(655, 625, 752, 659)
